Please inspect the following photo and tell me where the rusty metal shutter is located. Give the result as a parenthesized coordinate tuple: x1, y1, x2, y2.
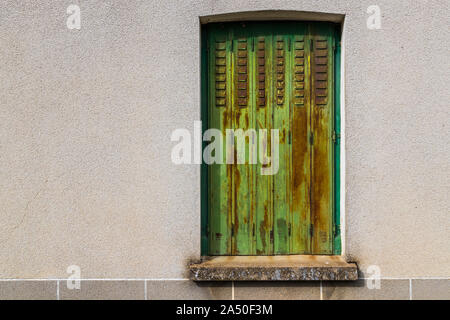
(205, 22, 337, 255)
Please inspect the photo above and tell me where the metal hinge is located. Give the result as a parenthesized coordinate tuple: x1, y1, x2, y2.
(309, 224, 314, 237)
(231, 224, 234, 237)
(288, 223, 291, 236)
(288, 38, 291, 52)
(252, 224, 255, 237)
(309, 132, 314, 145)
(334, 40, 341, 52)
(334, 224, 340, 238)
(332, 131, 340, 143)
(288, 130, 292, 144)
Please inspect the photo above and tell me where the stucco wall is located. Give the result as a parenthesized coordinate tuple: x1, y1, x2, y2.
(0, 0, 448, 288)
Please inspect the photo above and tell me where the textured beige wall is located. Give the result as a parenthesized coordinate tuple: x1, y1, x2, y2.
(0, 0, 448, 280)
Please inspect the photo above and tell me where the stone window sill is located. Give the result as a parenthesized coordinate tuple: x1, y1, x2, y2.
(189, 255, 358, 281)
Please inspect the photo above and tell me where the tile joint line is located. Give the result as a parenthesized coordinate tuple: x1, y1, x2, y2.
(144, 280, 147, 300)
(409, 278, 412, 300)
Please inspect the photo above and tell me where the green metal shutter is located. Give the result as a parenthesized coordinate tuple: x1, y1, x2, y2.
(205, 22, 338, 255)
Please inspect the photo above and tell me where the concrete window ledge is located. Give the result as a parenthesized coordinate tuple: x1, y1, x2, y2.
(190, 255, 358, 281)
